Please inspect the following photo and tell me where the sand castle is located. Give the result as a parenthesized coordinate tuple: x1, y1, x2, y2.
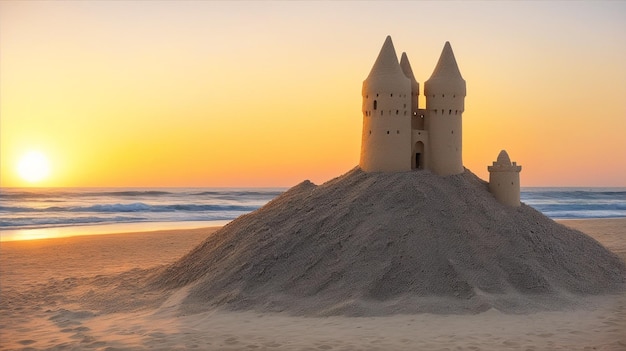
(153, 37, 625, 317)
(361, 36, 521, 207)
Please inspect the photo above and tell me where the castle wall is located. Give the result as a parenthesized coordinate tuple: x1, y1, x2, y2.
(412, 109, 426, 130)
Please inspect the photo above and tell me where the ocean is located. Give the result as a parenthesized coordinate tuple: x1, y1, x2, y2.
(1, 187, 624, 241)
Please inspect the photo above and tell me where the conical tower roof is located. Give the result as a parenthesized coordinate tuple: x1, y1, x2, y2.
(496, 150, 512, 165)
(428, 41, 464, 80)
(366, 36, 403, 79)
(363, 36, 410, 94)
(489, 150, 521, 172)
(400, 52, 419, 94)
(425, 41, 466, 96)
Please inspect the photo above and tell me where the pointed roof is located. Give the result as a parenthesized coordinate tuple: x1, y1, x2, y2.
(428, 41, 464, 81)
(488, 149, 522, 172)
(400, 52, 419, 92)
(366, 36, 403, 79)
(496, 150, 511, 165)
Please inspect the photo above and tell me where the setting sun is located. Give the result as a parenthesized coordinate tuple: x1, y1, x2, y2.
(17, 151, 50, 183)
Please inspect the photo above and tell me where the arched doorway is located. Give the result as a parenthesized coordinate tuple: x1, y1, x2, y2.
(413, 141, 425, 170)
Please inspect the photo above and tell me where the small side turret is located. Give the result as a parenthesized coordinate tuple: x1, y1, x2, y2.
(488, 150, 522, 207)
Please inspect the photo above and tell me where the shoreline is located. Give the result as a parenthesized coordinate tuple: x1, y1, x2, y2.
(2, 216, 624, 243)
(0, 220, 231, 242)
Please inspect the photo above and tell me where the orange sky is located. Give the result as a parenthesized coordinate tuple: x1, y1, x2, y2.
(1, 1, 625, 187)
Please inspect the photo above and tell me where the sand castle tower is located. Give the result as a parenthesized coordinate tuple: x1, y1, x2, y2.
(360, 36, 412, 172)
(488, 150, 522, 207)
(423, 42, 466, 176)
(360, 38, 466, 175)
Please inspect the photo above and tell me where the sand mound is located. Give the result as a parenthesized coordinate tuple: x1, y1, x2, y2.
(154, 168, 626, 316)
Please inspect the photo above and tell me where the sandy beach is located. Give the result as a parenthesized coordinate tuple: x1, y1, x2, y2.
(1, 219, 625, 350)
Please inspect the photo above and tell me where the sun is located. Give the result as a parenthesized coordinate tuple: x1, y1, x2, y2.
(17, 151, 51, 183)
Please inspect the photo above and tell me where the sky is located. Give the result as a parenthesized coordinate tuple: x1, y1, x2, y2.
(1, 1, 625, 188)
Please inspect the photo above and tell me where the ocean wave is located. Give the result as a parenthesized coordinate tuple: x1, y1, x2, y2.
(522, 190, 626, 201)
(82, 190, 174, 197)
(190, 190, 284, 197)
(0, 189, 285, 200)
(0, 203, 261, 213)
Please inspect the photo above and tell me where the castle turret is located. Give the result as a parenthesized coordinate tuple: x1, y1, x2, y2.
(424, 42, 466, 176)
(360, 36, 412, 172)
(400, 52, 419, 118)
(488, 150, 522, 207)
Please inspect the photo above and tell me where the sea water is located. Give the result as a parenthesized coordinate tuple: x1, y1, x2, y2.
(0, 188, 283, 241)
(1, 187, 624, 241)
(522, 188, 626, 219)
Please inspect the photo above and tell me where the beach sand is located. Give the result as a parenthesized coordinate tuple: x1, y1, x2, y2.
(1, 219, 625, 350)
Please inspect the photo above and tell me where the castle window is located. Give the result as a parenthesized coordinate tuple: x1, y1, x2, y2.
(451, 130, 454, 134)
(376, 93, 379, 97)
(396, 130, 399, 134)
(396, 110, 399, 115)
(453, 95, 456, 98)
(449, 109, 452, 115)
(442, 94, 445, 98)
(404, 111, 407, 115)
(455, 110, 458, 115)
(373, 100, 377, 110)
(369, 130, 372, 135)
(387, 131, 390, 134)
(391, 93, 393, 97)
(381, 110, 383, 116)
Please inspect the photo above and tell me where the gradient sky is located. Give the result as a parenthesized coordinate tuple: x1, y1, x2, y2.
(1, 1, 625, 187)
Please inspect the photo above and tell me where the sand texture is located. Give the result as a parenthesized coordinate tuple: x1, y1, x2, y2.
(1, 220, 625, 350)
(155, 168, 625, 315)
